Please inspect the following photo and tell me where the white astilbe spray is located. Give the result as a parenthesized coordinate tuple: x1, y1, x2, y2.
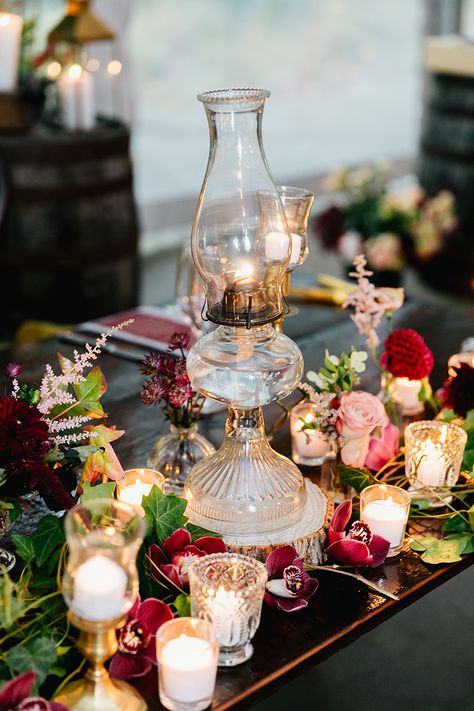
(37, 319, 133, 444)
(343, 254, 386, 354)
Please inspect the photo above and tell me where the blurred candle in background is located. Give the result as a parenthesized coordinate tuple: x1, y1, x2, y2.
(58, 64, 95, 130)
(0, 12, 23, 92)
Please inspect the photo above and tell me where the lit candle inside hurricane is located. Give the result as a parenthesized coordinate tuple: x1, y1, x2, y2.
(0, 13, 23, 93)
(72, 555, 128, 621)
(209, 586, 241, 647)
(289, 232, 302, 266)
(393, 377, 424, 415)
(117, 468, 165, 516)
(415, 440, 447, 488)
(360, 484, 411, 557)
(264, 231, 290, 262)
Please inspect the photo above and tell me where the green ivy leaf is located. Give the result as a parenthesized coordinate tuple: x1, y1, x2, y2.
(81, 480, 116, 501)
(420, 538, 465, 565)
(187, 523, 222, 541)
(463, 409, 474, 434)
(445, 533, 474, 554)
(0, 574, 25, 629)
(173, 593, 191, 618)
(12, 533, 36, 563)
(6, 637, 57, 686)
(142, 486, 187, 543)
(409, 535, 439, 552)
(442, 513, 470, 534)
(337, 465, 376, 493)
(31, 515, 66, 568)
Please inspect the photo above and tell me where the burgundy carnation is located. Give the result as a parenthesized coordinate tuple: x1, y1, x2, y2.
(381, 328, 434, 380)
(0, 395, 50, 464)
(440, 363, 474, 418)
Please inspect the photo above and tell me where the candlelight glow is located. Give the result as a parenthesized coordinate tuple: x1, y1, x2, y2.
(0, 14, 11, 27)
(46, 61, 61, 79)
(86, 58, 100, 72)
(234, 262, 254, 281)
(68, 64, 83, 80)
(107, 59, 122, 76)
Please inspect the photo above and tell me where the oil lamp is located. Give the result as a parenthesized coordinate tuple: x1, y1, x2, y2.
(184, 89, 307, 537)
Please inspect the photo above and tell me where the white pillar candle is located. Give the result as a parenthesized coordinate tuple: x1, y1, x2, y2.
(362, 498, 408, 549)
(210, 586, 241, 647)
(289, 232, 302, 266)
(264, 231, 290, 261)
(159, 635, 218, 704)
(415, 440, 447, 487)
(0, 13, 23, 92)
(58, 64, 95, 131)
(72, 555, 127, 621)
(394, 377, 423, 414)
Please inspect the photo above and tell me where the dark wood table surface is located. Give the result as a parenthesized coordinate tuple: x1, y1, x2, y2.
(3, 298, 473, 710)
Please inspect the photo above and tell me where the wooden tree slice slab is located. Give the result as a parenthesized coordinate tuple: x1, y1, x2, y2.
(224, 480, 333, 565)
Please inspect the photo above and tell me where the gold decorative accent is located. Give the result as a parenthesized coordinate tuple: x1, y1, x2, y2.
(54, 612, 147, 711)
(48, 1, 115, 45)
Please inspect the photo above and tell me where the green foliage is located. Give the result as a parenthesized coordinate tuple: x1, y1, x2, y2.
(306, 348, 367, 395)
(81, 480, 116, 501)
(173, 593, 191, 617)
(409, 534, 472, 564)
(0, 574, 26, 629)
(187, 523, 222, 541)
(6, 637, 58, 687)
(337, 465, 376, 493)
(143, 485, 187, 542)
(442, 513, 469, 534)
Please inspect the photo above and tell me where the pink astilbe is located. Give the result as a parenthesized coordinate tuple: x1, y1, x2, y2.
(343, 255, 386, 351)
(298, 384, 340, 448)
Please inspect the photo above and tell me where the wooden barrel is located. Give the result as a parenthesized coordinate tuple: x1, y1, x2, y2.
(0, 123, 139, 336)
(417, 71, 474, 294)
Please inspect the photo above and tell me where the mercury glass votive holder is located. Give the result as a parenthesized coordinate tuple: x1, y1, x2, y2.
(290, 401, 330, 466)
(189, 552, 268, 667)
(405, 421, 467, 506)
(156, 617, 219, 711)
(360, 484, 411, 557)
(116, 467, 166, 516)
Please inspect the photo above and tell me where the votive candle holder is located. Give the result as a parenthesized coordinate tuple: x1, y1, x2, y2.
(290, 401, 330, 466)
(360, 484, 411, 557)
(116, 467, 165, 516)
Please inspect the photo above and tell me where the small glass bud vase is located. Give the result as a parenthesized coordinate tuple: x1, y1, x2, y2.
(156, 617, 219, 711)
(320, 447, 354, 505)
(148, 424, 215, 494)
(290, 401, 330, 466)
(405, 420, 467, 507)
(189, 552, 268, 667)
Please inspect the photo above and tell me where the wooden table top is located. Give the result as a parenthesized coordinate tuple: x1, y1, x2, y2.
(3, 297, 473, 710)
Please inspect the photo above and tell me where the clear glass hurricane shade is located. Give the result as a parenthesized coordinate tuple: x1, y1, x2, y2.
(191, 88, 291, 327)
(277, 185, 315, 269)
(189, 553, 267, 667)
(62, 499, 144, 622)
(186, 323, 303, 409)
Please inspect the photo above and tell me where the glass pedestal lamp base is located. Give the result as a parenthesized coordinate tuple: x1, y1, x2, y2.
(184, 408, 306, 536)
(218, 643, 253, 667)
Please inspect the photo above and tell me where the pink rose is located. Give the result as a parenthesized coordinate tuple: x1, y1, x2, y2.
(336, 391, 389, 468)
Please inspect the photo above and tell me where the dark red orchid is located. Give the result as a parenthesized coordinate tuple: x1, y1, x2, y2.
(147, 528, 227, 593)
(325, 500, 390, 567)
(109, 596, 173, 680)
(264, 545, 318, 612)
(0, 671, 69, 711)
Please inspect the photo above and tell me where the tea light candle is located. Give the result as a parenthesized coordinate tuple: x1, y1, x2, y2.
(72, 555, 127, 621)
(290, 402, 330, 466)
(393, 377, 423, 414)
(0, 13, 23, 92)
(58, 64, 95, 130)
(264, 231, 290, 261)
(360, 484, 411, 556)
(415, 440, 447, 487)
(117, 468, 165, 516)
(159, 634, 218, 705)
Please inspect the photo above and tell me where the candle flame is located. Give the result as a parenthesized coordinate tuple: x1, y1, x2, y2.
(234, 262, 254, 281)
(68, 64, 83, 80)
(0, 14, 11, 27)
(47, 61, 62, 79)
(107, 59, 122, 76)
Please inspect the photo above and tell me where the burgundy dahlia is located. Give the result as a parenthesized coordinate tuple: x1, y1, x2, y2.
(381, 328, 434, 380)
(0, 395, 49, 464)
(440, 362, 474, 418)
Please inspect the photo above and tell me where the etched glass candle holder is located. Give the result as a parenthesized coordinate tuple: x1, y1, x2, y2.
(116, 468, 165, 516)
(290, 401, 330, 466)
(405, 421, 467, 506)
(360, 484, 411, 557)
(189, 552, 268, 667)
(156, 618, 219, 711)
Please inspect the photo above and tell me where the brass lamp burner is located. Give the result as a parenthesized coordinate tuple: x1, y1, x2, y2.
(48, 0, 115, 44)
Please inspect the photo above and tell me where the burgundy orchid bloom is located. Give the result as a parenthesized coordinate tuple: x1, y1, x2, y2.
(147, 528, 227, 593)
(264, 545, 318, 612)
(0, 671, 70, 711)
(3, 362, 22, 379)
(364, 422, 400, 473)
(325, 500, 390, 567)
(109, 596, 173, 680)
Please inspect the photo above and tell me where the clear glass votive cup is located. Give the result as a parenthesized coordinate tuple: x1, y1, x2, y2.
(404, 421, 467, 506)
(290, 401, 330, 466)
(360, 484, 411, 557)
(189, 553, 268, 667)
(116, 468, 165, 516)
(156, 617, 219, 711)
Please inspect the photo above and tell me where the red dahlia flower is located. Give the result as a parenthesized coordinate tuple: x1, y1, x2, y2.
(381, 328, 434, 380)
(0, 395, 49, 463)
(264, 545, 318, 612)
(109, 596, 173, 680)
(0, 671, 69, 711)
(148, 528, 227, 592)
(325, 500, 390, 567)
(440, 362, 474, 418)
